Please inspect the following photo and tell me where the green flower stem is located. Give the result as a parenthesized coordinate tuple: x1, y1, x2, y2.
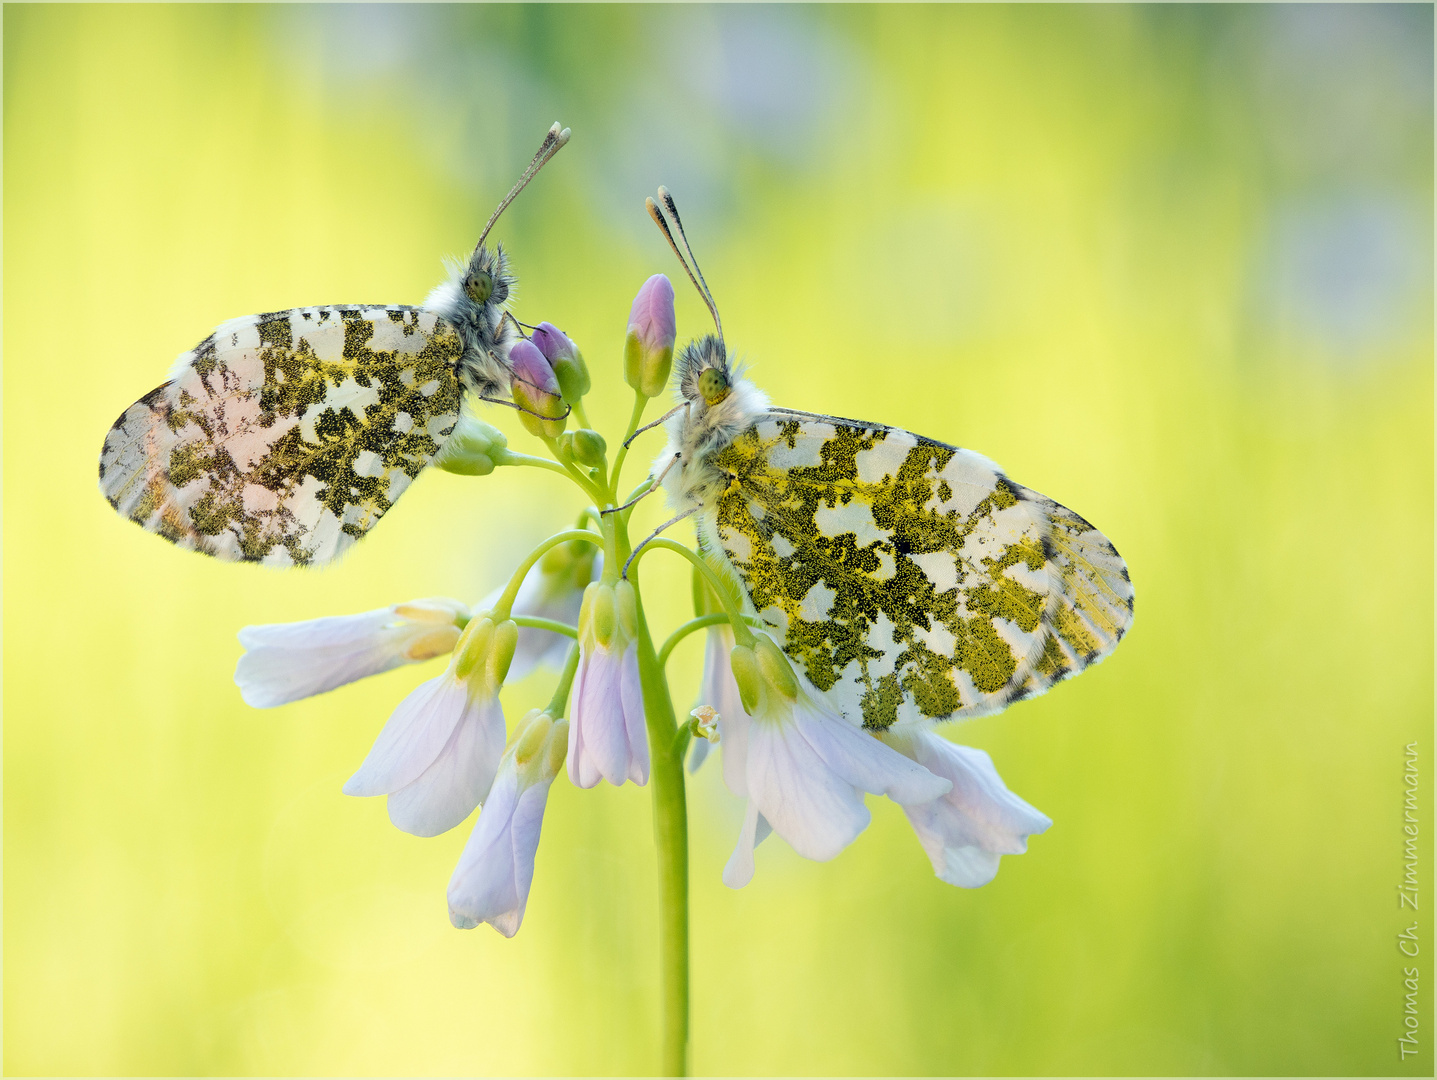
(542, 436, 609, 504)
(545, 640, 582, 717)
(492, 529, 603, 617)
(629, 538, 757, 648)
(509, 616, 578, 639)
(572, 398, 594, 432)
(493, 450, 576, 483)
(627, 560, 690, 1077)
(608, 391, 649, 501)
(657, 613, 761, 669)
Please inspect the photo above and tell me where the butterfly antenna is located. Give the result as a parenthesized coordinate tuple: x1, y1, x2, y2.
(657, 186, 722, 341)
(646, 196, 723, 341)
(474, 122, 571, 253)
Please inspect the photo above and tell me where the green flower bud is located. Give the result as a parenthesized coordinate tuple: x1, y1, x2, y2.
(570, 428, 607, 468)
(434, 415, 508, 476)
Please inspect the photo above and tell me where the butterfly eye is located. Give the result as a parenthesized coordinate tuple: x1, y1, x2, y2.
(698, 367, 729, 405)
(464, 270, 494, 304)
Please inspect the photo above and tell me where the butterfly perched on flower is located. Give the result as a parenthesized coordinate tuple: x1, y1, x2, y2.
(644, 189, 1134, 731)
(97, 123, 569, 567)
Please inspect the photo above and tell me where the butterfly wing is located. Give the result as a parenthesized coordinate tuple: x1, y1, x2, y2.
(704, 409, 1134, 728)
(99, 306, 464, 566)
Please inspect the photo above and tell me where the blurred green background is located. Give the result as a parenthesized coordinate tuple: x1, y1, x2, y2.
(5, 4, 1432, 1075)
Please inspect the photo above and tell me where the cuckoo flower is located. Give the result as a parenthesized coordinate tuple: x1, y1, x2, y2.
(343, 616, 517, 838)
(688, 622, 750, 773)
(234, 597, 468, 708)
(720, 635, 951, 888)
(448, 708, 568, 936)
(881, 729, 1052, 887)
(569, 578, 648, 788)
(623, 273, 676, 397)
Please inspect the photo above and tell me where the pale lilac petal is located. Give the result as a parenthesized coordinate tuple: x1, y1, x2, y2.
(721, 802, 774, 889)
(719, 705, 751, 802)
(569, 649, 628, 787)
(900, 733, 1052, 887)
(386, 696, 507, 837)
(342, 675, 468, 797)
(235, 609, 424, 708)
(745, 717, 871, 862)
(447, 768, 555, 936)
(620, 645, 650, 785)
(795, 710, 951, 806)
(691, 626, 747, 774)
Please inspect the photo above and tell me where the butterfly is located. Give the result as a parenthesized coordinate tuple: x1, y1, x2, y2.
(645, 188, 1134, 731)
(98, 123, 569, 567)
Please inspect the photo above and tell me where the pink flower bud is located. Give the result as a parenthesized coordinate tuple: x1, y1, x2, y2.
(623, 274, 676, 398)
(510, 339, 567, 438)
(531, 322, 590, 403)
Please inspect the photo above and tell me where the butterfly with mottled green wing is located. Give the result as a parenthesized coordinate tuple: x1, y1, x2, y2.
(97, 123, 569, 567)
(660, 348, 1133, 730)
(643, 189, 1132, 731)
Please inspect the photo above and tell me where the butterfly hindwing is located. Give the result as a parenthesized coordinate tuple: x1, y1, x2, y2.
(99, 305, 464, 566)
(703, 409, 1134, 729)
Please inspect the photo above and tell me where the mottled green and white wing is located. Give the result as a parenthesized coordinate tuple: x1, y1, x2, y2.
(99, 306, 464, 566)
(705, 409, 1134, 729)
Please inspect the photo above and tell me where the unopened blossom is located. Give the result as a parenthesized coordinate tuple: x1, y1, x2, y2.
(481, 543, 600, 684)
(720, 635, 951, 888)
(234, 597, 468, 708)
(434, 414, 508, 476)
(880, 729, 1052, 887)
(532, 321, 590, 403)
(569, 579, 648, 788)
(343, 616, 517, 838)
(510, 339, 567, 438)
(623, 274, 676, 398)
(687, 622, 750, 773)
(448, 708, 568, 936)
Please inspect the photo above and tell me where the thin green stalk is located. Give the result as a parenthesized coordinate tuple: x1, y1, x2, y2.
(657, 613, 761, 669)
(608, 391, 649, 501)
(494, 450, 577, 483)
(542, 436, 609, 504)
(545, 640, 582, 716)
(510, 616, 577, 639)
(629, 538, 757, 648)
(627, 559, 690, 1077)
(491, 529, 602, 616)
(572, 398, 594, 432)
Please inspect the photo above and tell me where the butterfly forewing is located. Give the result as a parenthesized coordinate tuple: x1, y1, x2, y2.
(705, 410, 1134, 729)
(99, 306, 464, 566)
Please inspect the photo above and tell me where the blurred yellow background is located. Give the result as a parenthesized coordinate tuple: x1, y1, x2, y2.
(5, 4, 1432, 1075)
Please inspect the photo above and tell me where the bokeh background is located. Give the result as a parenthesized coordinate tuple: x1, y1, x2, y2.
(5, 4, 1433, 1075)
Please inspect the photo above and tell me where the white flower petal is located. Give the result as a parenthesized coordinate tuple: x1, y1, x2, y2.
(746, 715, 872, 862)
(691, 626, 748, 775)
(721, 802, 774, 889)
(898, 733, 1052, 888)
(235, 604, 463, 708)
(386, 696, 506, 837)
(620, 644, 650, 785)
(446, 766, 554, 936)
(342, 674, 468, 797)
(795, 708, 951, 806)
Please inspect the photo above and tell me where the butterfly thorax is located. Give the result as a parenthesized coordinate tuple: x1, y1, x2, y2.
(659, 335, 770, 510)
(423, 242, 518, 401)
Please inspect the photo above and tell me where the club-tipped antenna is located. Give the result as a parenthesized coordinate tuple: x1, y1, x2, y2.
(473, 122, 571, 255)
(646, 190, 723, 341)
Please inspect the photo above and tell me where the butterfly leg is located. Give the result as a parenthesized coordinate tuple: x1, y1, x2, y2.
(603, 451, 681, 515)
(622, 401, 689, 449)
(622, 502, 702, 580)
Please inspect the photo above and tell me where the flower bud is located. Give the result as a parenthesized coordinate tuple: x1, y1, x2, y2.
(434, 415, 508, 476)
(452, 615, 518, 694)
(570, 428, 607, 468)
(510, 340, 568, 438)
(623, 274, 676, 398)
(532, 322, 590, 403)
